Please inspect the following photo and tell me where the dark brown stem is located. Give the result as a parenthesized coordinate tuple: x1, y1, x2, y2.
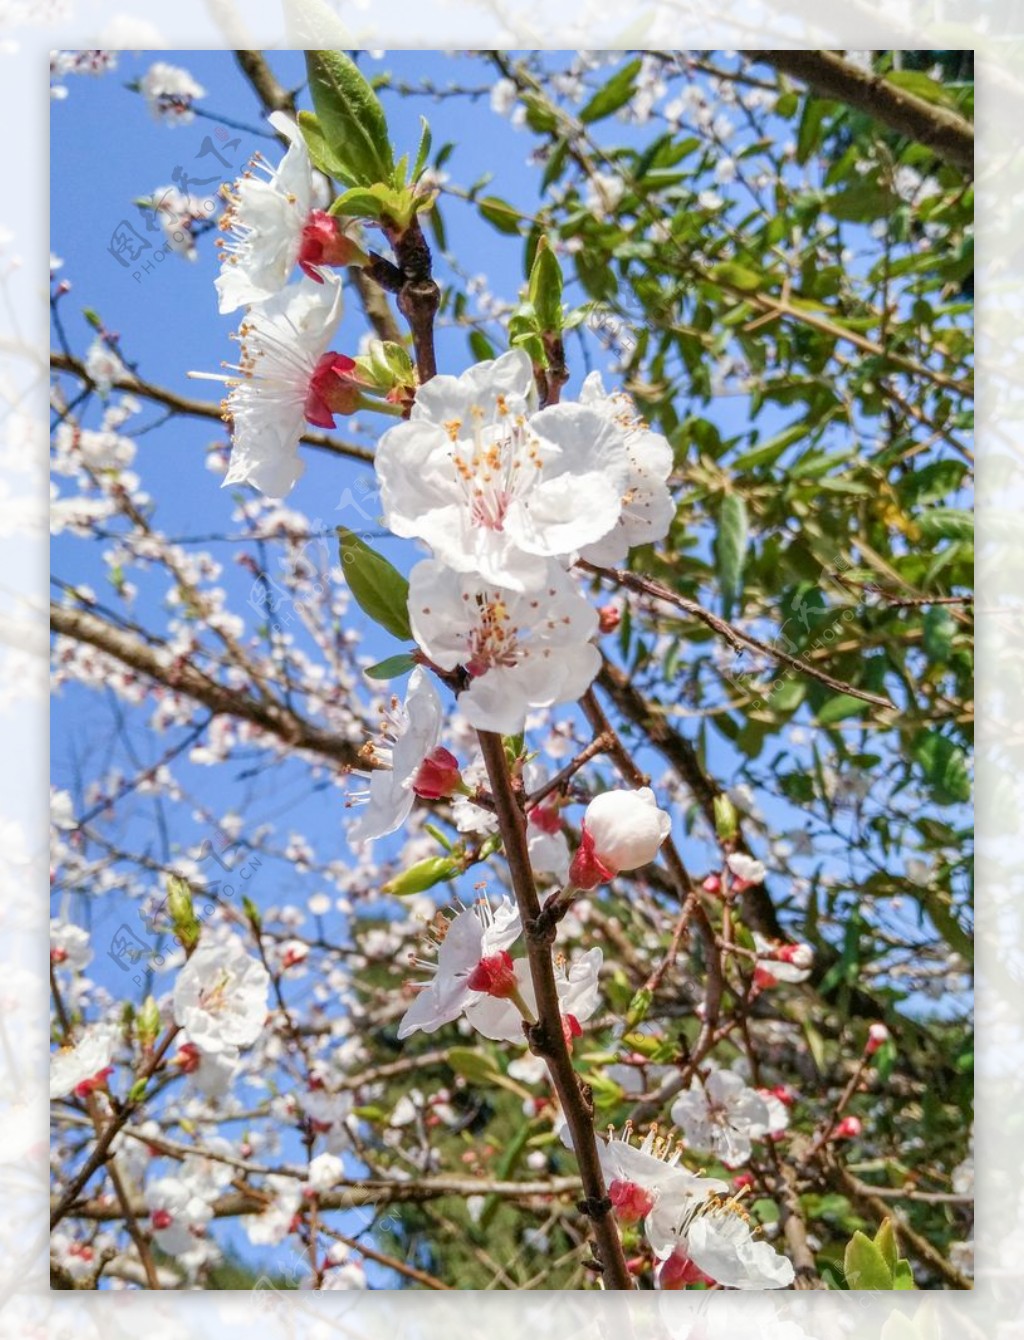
(389, 217, 440, 385)
(475, 729, 633, 1290)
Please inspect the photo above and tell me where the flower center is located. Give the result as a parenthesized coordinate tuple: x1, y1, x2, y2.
(465, 592, 524, 676)
(447, 400, 543, 533)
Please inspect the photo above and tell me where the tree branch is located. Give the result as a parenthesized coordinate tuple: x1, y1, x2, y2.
(475, 729, 633, 1290)
(759, 50, 974, 174)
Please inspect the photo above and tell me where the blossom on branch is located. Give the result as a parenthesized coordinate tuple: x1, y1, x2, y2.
(670, 1070, 772, 1167)
(216, 112, 366, 313)
(347, 668, 452, 844)
(569, 786, 671, 890)
(172, 933, 270, 1055)
(576, 372, 676, 567)
(376, 349, 630, 591)
(397, 896, 522, 1039)
(408, 559, 600, 734)
(195, 275, 349, 497)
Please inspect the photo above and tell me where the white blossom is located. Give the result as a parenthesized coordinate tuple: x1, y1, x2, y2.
(172, 933, 270, 1054)
(670, 1070, 772, 1167)
(397, 897, 521, 1039)
(577, 372, 675, 566)
(408, 559, 600, 734)
(376, 350, 630, 591)
(50, 1026, 115, 1100)
(346, 668, 444, 844)
(139, 61, 205, 125)
(197, 274, 344, 498)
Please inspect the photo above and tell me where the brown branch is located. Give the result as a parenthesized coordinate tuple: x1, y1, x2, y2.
(321, 1225, 453, 1290)
(579, 560, 894, 711)
(58, 1174, 585, 1222)
(475, 729, 633, 1290)
(759, 50, 974, 174)
(50, 600, 361, 770)
(50, 350, 373, 465)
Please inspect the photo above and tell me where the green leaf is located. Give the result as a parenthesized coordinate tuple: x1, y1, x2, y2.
(874, 1218, 898, 1273)
(329, 186, 387, 220)
(844, 1229, 894, 1290)
(816, 694, 869, 726)
(918, 508, 974, 542)
(892, 1259, 916, 1290)
(528, 237, 564, 334)
(447, 1047, 500, 1084)
(710, 261, 764, 292)
(469, 330, 497, 362)
(305, 51, 394, 187)
(412, 115, 432, 183)
(827, 182, 897, 222)
(580, 58, 642, 123)
(733, 423, 807, 470)
(922, 606, 956, 662)
(364, 653, 417, 681)
(382, 855, 460, 895)
(297, 110, 343, 178)
(911, 730, 971, 805)
(478, 195, 523, 235)
(715, 493, 748, 617)
(338, 527, 411, 641)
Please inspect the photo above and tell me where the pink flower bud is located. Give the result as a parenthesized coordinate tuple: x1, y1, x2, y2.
(608, 1178, 655, 1225)
(411, 746, 462, 800)
(865, 1023, 891, 1056)
(832, 1116, 863, 1140)
(466, 950, 519, 1000)
(569, 787, 671, 889)
(174, 1042, 201, 1074)
(701, 872, 722, 895)
(598, 603, 622, 634)
(151, 1209, 174, 1231)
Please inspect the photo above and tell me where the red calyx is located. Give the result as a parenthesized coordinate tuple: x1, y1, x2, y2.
(608, 1178, 655, 1225)
(528, 799, 562, 836)
(466, 950, 519, 1000)
(304, 352, 360, 428)
(73, 1066, 113, 1099)
(411, 746, 462, 800)
(568, 823, 615, 892)
(151, 1209, 174, 1231)
(175, 1042, 201, 1073)
(561, 1013, 583, 1049)
(657, 1247, 712, 1290)
(297, 210, 366, 280)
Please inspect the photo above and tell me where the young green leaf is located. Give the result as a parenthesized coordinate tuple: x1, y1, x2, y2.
(305, 51, 395, 187)
(382, 855, 460, 895)
(528, 237, 564, 334)
(364, 653, 417, 681)
(715, 493, 748, 618)
(843, 1229, 894, 1290)
(338, 527, 412, 642)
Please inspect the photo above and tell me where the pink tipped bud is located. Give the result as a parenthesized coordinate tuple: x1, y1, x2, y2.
(732, 1171, 755, 1190)
(297, 210, 369, 279)
(866, 1023, 891, 1056)
(753, 965, 778, 990)
(833, 1116, 863, 1141)
(305, 352, 360, 428)
(466, 950, 519, 1000)
(598, 603, 622, 634)
(701, 872, 722, 895)
(608, 1178, 656, 1224)
(411, 746, 462, 800)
